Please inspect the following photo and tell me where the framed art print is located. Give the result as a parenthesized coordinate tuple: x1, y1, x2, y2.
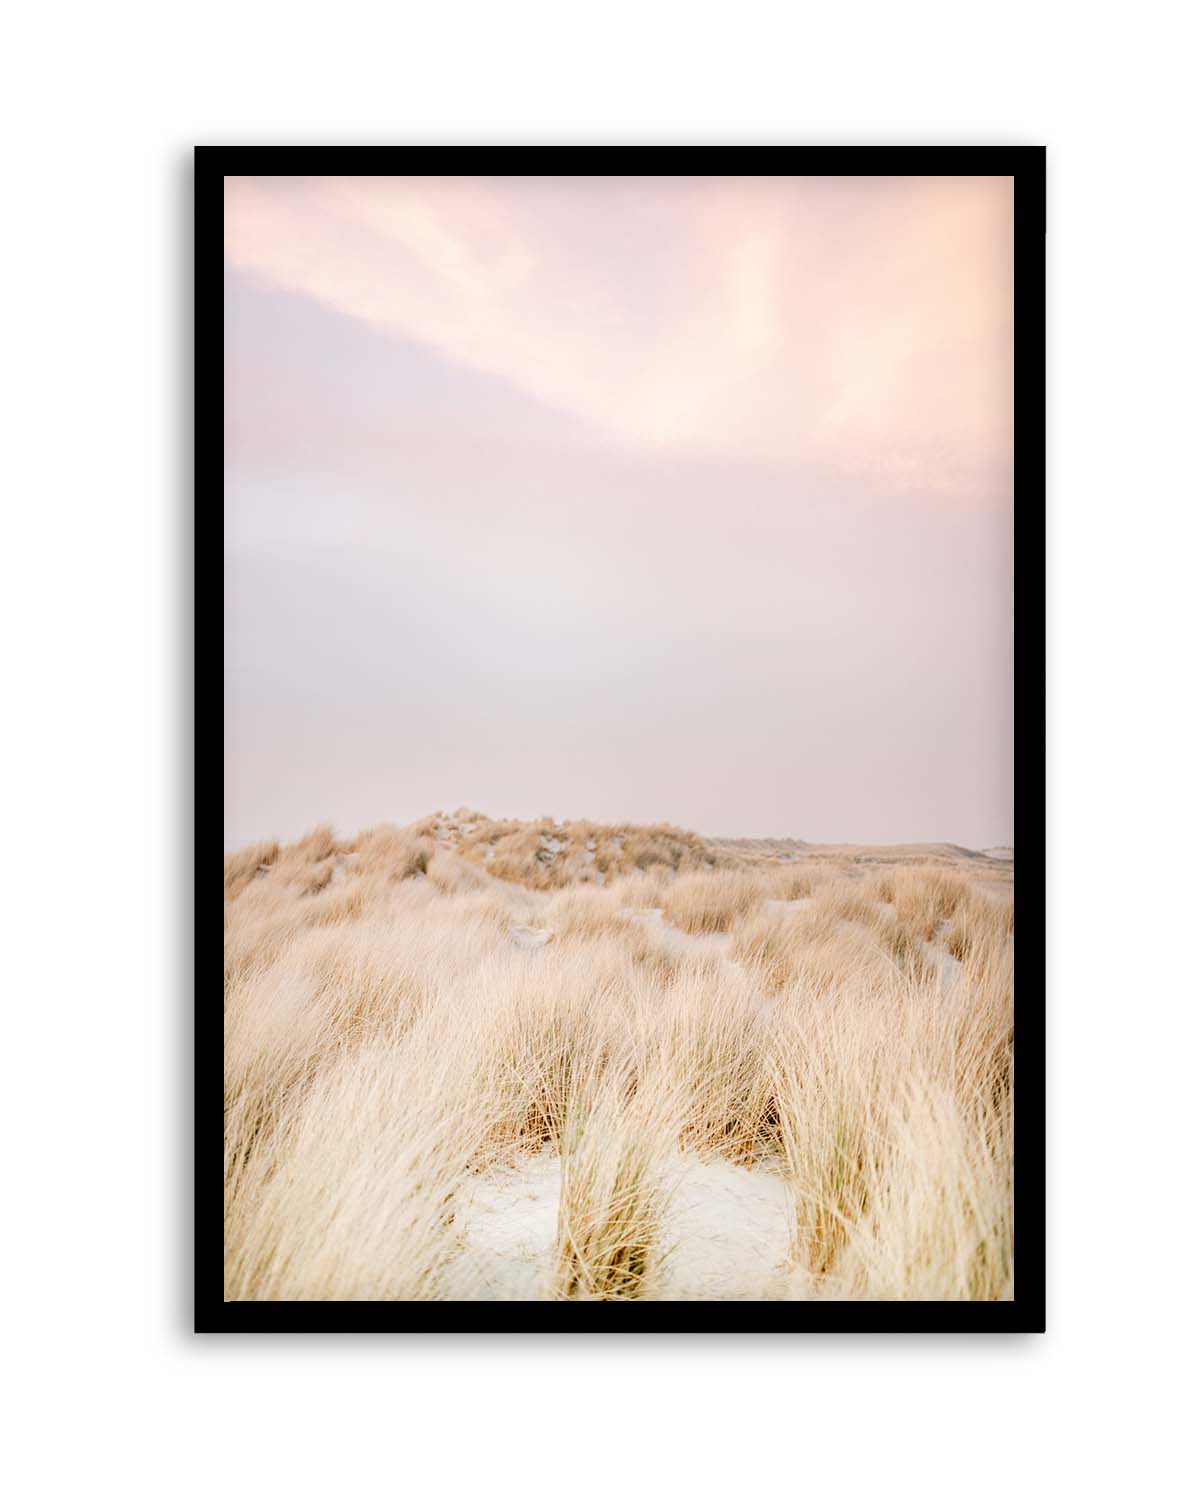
(208, 146, 1044, 1331)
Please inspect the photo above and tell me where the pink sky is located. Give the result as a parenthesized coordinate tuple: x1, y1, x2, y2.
(224, 174, 1013, 849)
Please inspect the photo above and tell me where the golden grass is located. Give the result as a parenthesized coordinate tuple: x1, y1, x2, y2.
(351, 824, 433, 881)
(224, 818, 1015, 1301)
(661, 869, 765, 934)
(223, 839, 279, 902)
(447, 813, 731, 889)
(553, 1086, 669, 1300)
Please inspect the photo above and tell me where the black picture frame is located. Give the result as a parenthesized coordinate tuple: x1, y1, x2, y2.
(204, 144, 1045, 1334)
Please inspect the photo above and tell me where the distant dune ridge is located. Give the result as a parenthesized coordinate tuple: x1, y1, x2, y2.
(224, 810, 1014, 1301)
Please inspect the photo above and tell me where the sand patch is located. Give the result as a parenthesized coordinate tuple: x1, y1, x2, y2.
(510, 925, 554, 950)
(626, 907, 730, 957)
(453, 1151, 791, 1301)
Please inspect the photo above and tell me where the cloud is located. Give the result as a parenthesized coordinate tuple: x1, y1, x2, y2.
(224, 174, 1011, 496)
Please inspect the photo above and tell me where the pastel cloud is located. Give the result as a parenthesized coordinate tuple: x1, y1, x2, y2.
(224, 174, 1011, 493)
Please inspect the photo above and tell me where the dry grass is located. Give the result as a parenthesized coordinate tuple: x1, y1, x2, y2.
(351, 824, 433, 881)
(224, 816, 1015, 1301)
(552, 1086, 669, 1300)
(445, 812, 730, 889)
(662, 869, 765, 934)
(223, 839, 279, 902)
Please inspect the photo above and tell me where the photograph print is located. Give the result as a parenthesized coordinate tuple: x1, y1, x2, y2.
(213, 147, 1044, 1329)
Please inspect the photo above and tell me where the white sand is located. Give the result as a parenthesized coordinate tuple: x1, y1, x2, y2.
(927, 944, 962, 991)
(452, 1152, 563, 1299)
(659, 1157, 792, 1298)
(510, 925, 554, 950)
(625, 906, 730, 957)
(453, 1150, 792, 1300)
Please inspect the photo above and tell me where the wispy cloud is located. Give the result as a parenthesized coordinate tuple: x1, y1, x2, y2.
(225, 174, 1011, 495)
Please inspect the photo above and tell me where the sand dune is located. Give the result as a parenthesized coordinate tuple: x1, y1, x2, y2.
(224, 812, 1014, 1301)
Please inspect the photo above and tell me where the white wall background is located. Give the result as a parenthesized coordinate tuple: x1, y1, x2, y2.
(3, 4, 1197, 1493)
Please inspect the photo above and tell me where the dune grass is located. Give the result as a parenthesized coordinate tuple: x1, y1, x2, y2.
(224, 816, 1014, 1301)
